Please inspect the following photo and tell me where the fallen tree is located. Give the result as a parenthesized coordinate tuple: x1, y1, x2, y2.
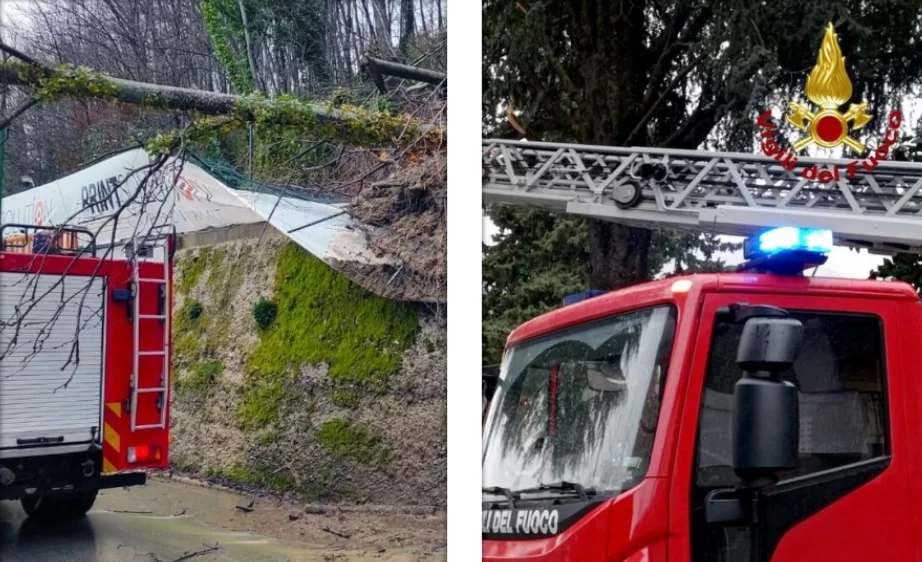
(0, 45, 447, 303)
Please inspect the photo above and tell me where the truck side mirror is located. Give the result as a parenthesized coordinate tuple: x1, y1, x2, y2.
(732, 316, 804, 488)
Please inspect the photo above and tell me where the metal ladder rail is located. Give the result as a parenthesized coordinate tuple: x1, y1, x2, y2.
(129, 232, 171, 432)
(482, 139, 922, 254)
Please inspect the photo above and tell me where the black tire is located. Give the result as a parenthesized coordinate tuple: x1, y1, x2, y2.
(21, 490, 98, 520)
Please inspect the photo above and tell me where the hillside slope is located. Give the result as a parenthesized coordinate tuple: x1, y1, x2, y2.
(169, 228, 446, 506)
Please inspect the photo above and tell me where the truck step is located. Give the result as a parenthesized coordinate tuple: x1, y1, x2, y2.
(133, 423, 167, 430)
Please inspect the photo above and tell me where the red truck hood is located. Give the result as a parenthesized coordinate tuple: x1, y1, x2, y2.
(482, 479, 668, 562)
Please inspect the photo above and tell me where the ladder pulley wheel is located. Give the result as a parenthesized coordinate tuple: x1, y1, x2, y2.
(613, 181, 643, 209)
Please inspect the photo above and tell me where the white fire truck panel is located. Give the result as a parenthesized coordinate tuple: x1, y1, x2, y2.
(0, 272, 105, 451)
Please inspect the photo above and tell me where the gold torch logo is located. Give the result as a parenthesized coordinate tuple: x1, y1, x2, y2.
(786, 23, 872, 155)
(757, 23, 903, 183)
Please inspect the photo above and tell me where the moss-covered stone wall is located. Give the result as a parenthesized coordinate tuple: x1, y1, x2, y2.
(169, 229, 446, 506)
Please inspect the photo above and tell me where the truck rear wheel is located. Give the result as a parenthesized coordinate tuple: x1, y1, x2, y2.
(21, 490, 98, 520)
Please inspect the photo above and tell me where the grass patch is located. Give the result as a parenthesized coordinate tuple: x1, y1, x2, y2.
(246, 243, 419, 389)
(204, 463, 295, 491)
(176, 248, 211, 295)
(175, 360, 223, 395)
(205, 247, 227, 290)
(317, 418, 389, 465)
(330, 386, 360, 408)
(173, 300, 206, 360)
(237, 378, 285, 430)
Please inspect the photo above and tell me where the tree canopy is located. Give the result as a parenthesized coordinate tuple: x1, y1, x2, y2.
(483, 0, 922, 361)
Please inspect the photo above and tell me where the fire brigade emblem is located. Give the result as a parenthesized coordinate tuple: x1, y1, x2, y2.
(786, 23, 872, 155)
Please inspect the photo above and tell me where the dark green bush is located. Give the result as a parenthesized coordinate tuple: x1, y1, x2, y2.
(186, 300, 204, 321)
(252, 296, 278, 330)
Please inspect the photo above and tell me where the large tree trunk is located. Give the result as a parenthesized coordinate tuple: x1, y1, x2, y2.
(578, 0, 652, 290)
(588, 221, 652, 290)
(398, 0, 415, 58)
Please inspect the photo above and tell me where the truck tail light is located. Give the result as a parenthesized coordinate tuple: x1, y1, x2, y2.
(127, 445, 161, 463)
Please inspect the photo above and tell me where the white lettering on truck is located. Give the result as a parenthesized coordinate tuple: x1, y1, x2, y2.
(482, 509, 559, 535)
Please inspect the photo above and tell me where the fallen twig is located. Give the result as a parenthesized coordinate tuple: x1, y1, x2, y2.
(171, 544, 220, 562)
(111, 509, 153, 514)
(235, 494, 256, 512)
(321, 526, 352, 539)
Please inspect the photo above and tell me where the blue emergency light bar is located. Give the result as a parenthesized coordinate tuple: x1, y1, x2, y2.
(741, 227, 832, 275)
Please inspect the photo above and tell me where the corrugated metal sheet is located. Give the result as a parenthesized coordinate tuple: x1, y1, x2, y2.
(0, 272, 105, 450)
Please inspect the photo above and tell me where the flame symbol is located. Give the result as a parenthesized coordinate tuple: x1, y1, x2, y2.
(805, 23, 852, 109)
(784, 23, 872, 155)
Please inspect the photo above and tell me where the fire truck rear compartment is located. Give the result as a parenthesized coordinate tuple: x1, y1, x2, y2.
(0, 272, 105, 454)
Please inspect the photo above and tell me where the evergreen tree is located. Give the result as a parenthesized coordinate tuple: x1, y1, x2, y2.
(483, 1, 922, 361)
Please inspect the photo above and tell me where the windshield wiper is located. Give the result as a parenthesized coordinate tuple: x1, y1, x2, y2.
(512, 481, 597, 501)
(482, 486, 518, 509)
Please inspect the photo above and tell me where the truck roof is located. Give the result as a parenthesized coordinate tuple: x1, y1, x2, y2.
(506, 273, 920, 347)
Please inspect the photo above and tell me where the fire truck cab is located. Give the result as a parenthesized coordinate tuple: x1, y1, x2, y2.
(482, 227, 922, 562)
(0, 223, 173, 519)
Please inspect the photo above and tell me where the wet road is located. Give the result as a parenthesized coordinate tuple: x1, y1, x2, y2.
(0, 479, 445, 562)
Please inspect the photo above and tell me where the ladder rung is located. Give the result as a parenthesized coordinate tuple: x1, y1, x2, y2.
(137, 314, 168, 320)
(137, 277, 167, 284)
(134, 423, 166, 430)
(136, 387, 166, 393)
(138, 351, 166, 356)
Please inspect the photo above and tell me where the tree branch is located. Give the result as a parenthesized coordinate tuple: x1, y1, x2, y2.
(362, 55, 446, 93)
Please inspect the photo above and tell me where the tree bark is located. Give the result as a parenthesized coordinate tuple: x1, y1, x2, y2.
(398, 0, 415, 58)
(363, 55, 446, 93)
(576, 0, 653, 291)
(236, 0, 261, 93)
(0, 61, 430, 133)
(588, 220, 652, 290)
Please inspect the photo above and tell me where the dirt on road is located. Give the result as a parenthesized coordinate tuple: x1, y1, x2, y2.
(87, 476, 447, 562)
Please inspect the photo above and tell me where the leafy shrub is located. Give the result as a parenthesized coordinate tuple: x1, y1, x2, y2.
(251, 296, 278, 330)
(186, 300, 204, 321)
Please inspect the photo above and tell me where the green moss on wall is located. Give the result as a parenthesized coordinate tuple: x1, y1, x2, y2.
(317, 418, 389, 465)
(237, 378, 285, 430)
(177, 248, 212, 295)
(173, 300, 206, 359)
(246, 243, 419, 388)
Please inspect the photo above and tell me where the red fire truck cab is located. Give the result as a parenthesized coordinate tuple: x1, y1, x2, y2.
(482, 226, 921, 561)
(0, 224, 173, 519)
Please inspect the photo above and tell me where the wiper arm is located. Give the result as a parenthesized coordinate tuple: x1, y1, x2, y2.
(482, 486, 518, 509)
(512, 481, 597, 501)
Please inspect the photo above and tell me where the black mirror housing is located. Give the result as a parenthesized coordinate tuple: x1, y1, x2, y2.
(736, 317, 804, 373)
(732, 315, 804, 487)
(733, 377, 798, 482)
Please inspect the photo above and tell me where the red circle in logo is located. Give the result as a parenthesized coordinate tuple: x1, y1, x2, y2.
(816, 115, 844, 143)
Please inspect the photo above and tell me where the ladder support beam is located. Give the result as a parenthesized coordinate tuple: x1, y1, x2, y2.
(483, 139, 922, 254)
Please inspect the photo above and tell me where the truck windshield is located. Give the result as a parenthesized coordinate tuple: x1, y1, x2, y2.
(482, 305, 677, 499)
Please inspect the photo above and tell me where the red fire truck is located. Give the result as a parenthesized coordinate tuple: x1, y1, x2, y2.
(481, 139, 922, 561)
(0, 223, 173, 519)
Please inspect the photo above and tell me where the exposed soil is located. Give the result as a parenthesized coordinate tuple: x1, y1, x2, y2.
(139, 477, 447, 562)
(345, 154, 446, 302)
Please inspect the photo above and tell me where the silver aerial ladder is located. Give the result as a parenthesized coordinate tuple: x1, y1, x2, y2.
(482, 139, 922, 255)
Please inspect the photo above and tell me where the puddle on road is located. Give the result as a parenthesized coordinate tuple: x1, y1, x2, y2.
(94, 509, 347, 561)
